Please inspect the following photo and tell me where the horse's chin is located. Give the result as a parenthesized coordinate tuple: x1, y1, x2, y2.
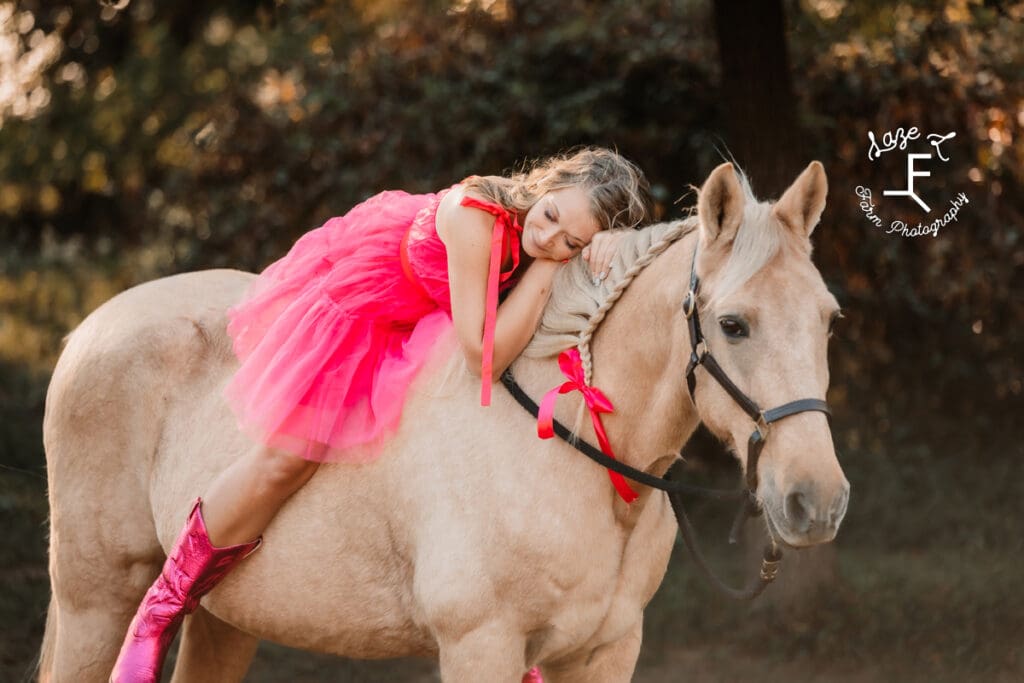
(762, 501, 839, 549)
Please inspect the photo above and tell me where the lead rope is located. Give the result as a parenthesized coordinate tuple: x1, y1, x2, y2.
(666, 475, 781, 601)
(498, 225, 838, 600)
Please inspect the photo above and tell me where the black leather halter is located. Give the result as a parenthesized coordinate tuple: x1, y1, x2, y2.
(682, 239, 833, 502)
(500, 235, 836, 600)
(675, 238, 834, 597)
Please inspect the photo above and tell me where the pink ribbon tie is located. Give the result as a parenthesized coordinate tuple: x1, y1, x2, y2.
(537, 349, 639, 503)
(460, 194, 522, 407)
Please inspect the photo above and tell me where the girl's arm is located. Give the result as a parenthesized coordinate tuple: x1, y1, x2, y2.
(436, 186, 561, 382)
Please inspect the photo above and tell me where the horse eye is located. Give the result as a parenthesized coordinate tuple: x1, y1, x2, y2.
(718, 317, 748, 339)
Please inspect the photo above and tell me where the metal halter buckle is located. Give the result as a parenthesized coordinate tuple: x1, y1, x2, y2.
(755, 411, 771, 440)
(682, 290, 697, 319)
(760, 555, 781, 582)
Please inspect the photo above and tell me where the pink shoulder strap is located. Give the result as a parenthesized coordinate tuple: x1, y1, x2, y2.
(459, 195, 523, 406)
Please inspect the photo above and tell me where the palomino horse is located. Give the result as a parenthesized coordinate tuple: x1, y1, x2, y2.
(38, 161, 848, 682)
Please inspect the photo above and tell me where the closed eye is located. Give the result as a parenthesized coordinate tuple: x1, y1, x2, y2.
(545, 209, 557, 222)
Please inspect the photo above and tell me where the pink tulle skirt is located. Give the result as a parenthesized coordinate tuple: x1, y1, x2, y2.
(223, 190, 453, 462)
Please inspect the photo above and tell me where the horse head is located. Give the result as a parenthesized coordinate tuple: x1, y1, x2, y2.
(525, 160, 849, 549)
(689, 160, 849, 547)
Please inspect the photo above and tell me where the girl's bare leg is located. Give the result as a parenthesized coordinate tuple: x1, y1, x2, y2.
(201, 443, 322, 546)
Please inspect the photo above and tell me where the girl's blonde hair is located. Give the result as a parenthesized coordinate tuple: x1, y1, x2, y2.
(463, 147, 653, 231)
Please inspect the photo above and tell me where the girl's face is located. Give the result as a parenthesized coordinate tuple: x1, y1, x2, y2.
(520, 186, 601, 261)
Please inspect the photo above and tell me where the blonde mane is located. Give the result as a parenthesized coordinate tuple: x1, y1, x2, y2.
(523, 165, 789, 386)
(522, 216, 699, 375)
(704, 168, 789, 311)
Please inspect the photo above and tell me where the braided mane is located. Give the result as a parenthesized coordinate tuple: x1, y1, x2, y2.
(522, 214, 700, 385)
(523, 164, 776, 388)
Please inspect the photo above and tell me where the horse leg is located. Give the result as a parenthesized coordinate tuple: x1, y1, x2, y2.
(437, 621, 532, 683)
(540, 619, 643, 683)
(169, 607, 259, 683)
(43, 556, 162, 683)
(43, 601, 138, 683)
(43, 477, 166, 682)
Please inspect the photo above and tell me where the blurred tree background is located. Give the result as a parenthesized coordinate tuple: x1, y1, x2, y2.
(1, 0, 1021, 680)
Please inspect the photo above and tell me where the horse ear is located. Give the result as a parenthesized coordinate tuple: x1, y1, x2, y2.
(772, 161, 828, 238)
(697, 162, 745, 246)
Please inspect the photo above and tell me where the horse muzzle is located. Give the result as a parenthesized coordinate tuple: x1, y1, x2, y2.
(764, 476, 850, 547)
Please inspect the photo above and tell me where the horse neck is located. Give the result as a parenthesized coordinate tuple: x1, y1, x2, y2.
(513, 236, 701, 486)
(587, 237, 701, 477)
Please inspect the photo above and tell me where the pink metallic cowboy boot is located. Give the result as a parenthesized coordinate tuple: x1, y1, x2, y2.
(109, 498, 261, 683)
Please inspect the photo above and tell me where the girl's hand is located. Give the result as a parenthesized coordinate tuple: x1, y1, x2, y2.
(581, 230, 628, 285)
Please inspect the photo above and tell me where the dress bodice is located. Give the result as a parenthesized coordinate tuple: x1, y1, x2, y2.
(401, 185, 525, 405)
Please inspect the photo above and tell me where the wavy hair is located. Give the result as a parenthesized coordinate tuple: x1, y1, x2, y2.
(462, 147, 653, 231)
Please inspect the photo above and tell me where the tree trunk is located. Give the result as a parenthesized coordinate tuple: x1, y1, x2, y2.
(712, 1, 840, 610)
(711, 0, 804, 199)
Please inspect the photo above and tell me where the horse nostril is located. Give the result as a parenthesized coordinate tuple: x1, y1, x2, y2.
(784, 490, 812, 532)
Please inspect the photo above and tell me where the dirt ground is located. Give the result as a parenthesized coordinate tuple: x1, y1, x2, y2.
(237, 643, 887, 683)
(235, 639, 1022, 683)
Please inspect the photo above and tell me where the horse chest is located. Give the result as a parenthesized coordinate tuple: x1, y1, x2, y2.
(529, 496, 678, 657)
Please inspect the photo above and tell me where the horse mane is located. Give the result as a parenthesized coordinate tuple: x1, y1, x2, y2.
(522, 215, 699, 378)
(523, 165, 786, 388)
(705, 169, 789, 312)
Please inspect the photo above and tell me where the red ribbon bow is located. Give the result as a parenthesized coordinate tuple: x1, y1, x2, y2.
(537, 349, 639, 503)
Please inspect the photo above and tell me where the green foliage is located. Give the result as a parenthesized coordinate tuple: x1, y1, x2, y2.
(791, 0, 1024, 453)
(1, 0, 719, 269)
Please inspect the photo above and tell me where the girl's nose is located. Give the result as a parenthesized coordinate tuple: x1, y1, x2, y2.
(538, 226, 556, 248)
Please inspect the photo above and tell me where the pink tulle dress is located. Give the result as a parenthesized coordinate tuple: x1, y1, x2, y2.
(223, 184, 523, 462)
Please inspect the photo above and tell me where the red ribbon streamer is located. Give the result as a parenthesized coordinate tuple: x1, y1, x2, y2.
(459, 195, 522, 407)
(537, 349, 639, 503)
